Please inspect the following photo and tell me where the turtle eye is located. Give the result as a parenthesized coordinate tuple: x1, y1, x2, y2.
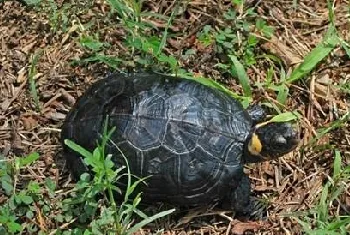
(273, 135, 286, 146)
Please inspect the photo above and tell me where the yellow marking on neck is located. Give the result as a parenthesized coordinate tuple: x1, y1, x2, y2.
(248, 133, 262, 156)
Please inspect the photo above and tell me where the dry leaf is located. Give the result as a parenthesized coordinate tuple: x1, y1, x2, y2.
(262, 162, 274, 177)
(61, 89, 76, 105)
(45, 111, 66, 121)
(62, 24, 79, 44)
(22, 40, 37, 54)
(17, 67, 27, 83)
(1, 99, 11, 111)
(231, 220, 264, 235)
(261, 36, 302, 66)
(34, 202, 47, 232)
(22, 115, 38, 130)
(345, 196, 350, 208)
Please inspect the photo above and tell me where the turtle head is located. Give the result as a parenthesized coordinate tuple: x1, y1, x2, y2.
(244, 121, 299, 163)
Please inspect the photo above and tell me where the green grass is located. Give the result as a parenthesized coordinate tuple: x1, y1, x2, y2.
(63, 0, 300, 120)
(310, 112, 350, 147)
(72, 0, 281, 108)
(0, 119, 174, 234)
(286, 0, 340, 85)
(286, 31, 339, 84)
(292, 150, 350, 235)
(0, 152, 42, 234)
(289, 1, 350, 233)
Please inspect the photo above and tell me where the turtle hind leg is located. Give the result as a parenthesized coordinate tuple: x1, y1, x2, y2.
(246, 104, 267, 125)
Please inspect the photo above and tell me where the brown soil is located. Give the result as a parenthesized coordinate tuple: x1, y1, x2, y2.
(1, 0, 349, 234)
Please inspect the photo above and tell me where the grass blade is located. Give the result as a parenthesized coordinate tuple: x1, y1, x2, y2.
(269, 111, 300, 123)
(318, 183, 329, 223)
(156, 1, 178, 56)
(177, 72, 252, 107)
(126, 209, 175, 235)
(286, 32, 338, 84)
(333, 150, 341, 178)
(310, 112, 350, 145)
(229, 55, 252, 97)
(64, 139, 93, 159)
(76, 54, 122, 69)
(79, 35, 105, 51)
(276, 84, 289, 105)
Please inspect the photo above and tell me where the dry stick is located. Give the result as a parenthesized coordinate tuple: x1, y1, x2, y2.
(267, 9, 311, 56)
(1, 78, 27, 111)
(218, 212, 233, 235)
(48, 219, 77, 235)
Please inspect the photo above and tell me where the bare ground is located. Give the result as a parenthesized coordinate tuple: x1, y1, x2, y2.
(0, 0, 349, 234)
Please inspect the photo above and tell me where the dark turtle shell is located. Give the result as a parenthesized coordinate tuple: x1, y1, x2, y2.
(61, 73, 254, 206)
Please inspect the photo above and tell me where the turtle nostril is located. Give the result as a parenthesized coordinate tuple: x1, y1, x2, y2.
(289, 135, 299, 146)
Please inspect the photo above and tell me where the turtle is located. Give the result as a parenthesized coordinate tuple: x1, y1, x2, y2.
(61, 72, 299, 216)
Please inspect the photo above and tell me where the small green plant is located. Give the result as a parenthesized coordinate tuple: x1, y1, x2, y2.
(62, 117, 175, 234)
(112, 0, 179, 72)
(45, 0, 72, 33)
(74, 0, 180, 73)
(0, 118, 174, 234)
(76, 34, 123, 69)
(194, 3, 275, 105)
(249, 0, 340, 111)
(196, 4, 274, 67)
(0, 152, 41, 234)
(30, 0, 94, 33)
(293, 150, 350, 234)
(287, 0, 339, 84)
(286, 30, 339, 84)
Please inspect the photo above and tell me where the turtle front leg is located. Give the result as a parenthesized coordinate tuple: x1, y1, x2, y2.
(230, 174, 252, 216)
(230, 174, 267, 220)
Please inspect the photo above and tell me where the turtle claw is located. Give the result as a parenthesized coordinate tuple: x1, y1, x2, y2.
(248, 197, 268, 220)
(233, 196, 268, 221)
